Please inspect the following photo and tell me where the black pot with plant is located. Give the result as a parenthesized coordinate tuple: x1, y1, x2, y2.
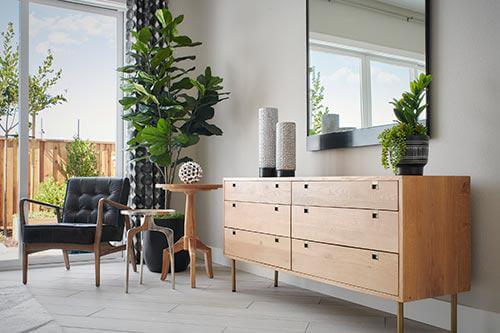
(118, 8, 229, 272)
(379, 73, 432, 175)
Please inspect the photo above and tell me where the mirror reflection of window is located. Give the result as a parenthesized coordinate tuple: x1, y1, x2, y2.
(308, 0, 426, 136)
(310, 49, 361, 134)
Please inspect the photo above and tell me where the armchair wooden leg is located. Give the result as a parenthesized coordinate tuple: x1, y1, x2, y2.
(95, 250, 101, 287)
(22, 248, 28, 285)
(63, 250, 70, 270)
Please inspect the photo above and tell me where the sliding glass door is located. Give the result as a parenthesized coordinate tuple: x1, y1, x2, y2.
(0, 0, 125, 268)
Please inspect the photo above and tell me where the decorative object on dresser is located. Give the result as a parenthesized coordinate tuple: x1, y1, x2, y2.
(321, 113, 339, 134)
(276, 122, 296, 177)
(379, 74, 432, 175)
(223, 176, 471, 333)
(179, 162, 204, 184)
(258, 107, 278, 177)
(156, 183, 222, 288)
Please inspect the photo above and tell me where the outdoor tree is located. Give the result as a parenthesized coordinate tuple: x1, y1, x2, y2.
(29, 50, 67, 138)
(0, 22, 19, 234)
(309, 66, 330, 135)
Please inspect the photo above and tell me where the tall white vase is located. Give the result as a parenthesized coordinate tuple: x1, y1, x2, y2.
(276, 122, 296, 177)
(258, 107, 278, 177)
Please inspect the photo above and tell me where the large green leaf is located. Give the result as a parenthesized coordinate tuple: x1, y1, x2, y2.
(151, 48, 172, 69)
(171, 77, 194, 92)
(155, 9, 172, 28)
(137, 27, 152, 44)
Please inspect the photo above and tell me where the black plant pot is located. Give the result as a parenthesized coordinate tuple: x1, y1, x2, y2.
(143, 216, 189, 273)
(397, 135, 429, 176)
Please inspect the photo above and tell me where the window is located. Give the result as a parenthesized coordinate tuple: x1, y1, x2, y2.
(310, 39, 425, 133)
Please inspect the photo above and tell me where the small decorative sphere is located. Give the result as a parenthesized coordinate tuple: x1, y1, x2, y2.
(179, 162, 203, 184)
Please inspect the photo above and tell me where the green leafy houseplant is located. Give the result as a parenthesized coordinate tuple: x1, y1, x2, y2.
(63, 137, 100, 180)
(379, 73, 432, 174)
(118, 8, 229, 208)
(309, 67, 330, 135)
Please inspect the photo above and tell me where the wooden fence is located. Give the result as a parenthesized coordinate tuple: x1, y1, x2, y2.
(0, 138, 115, 230)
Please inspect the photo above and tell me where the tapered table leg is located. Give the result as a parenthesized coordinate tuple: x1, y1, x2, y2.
(397, 302, 404, 333)
(274, 271, 279, 287)
(451, 294, 457, 333)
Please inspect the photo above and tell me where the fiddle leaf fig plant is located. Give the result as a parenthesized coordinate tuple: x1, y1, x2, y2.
(379, 73, 432, 173)
(118, 8, 229, 207)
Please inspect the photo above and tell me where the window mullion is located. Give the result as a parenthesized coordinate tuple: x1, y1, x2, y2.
(361, 55, 372, 128)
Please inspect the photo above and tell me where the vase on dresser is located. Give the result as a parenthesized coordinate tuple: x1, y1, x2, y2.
(276, 122, 296, 177)
(258, 107, 278, 177)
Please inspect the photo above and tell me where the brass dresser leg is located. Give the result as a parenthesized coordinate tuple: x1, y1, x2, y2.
(397, 302, 404, 333)
(451, 294, 457, 333)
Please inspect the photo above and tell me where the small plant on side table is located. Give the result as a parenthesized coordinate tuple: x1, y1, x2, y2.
(379, 73, 432, 175)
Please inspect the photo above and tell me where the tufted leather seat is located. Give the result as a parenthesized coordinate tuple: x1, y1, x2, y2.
(23, 177, 130, 245)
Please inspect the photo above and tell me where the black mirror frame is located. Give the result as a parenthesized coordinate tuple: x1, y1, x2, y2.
(306, 0, 431, 151)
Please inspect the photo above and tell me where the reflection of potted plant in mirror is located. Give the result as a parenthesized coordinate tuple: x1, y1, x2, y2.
(309, 67, 330, 135)
(118, 8, 229, 273)
(379, 73, 432, 175)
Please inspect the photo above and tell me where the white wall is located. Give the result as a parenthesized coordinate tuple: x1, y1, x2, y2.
(170, 0, 500, 321)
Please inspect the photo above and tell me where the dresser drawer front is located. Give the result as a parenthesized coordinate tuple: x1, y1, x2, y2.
(225, 228, 291, 269)
(225, 201, 290, 237)
(292, 240, 398, 295)
(292, 181, 398, 210)
(292, 206, 399, 253)
(224, 181, 291, 204)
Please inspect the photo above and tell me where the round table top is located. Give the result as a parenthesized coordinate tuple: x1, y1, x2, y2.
(156, 183, 222, 192)
(120, 209, 176, 217)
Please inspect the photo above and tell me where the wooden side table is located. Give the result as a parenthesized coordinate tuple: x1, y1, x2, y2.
(156, 183, 222, 288)
(120, 209, 176, 293)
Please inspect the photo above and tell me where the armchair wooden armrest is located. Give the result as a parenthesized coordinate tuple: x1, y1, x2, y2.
(95, 198, 132, 246)
(19, 198, 63, 225)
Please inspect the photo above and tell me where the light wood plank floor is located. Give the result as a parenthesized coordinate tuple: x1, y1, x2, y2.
(0, 260, 446, 332)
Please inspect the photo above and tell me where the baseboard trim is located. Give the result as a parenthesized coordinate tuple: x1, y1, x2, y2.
(211, 247, 499, 332)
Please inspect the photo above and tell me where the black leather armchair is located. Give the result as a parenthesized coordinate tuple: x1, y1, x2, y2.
(20, 177, 136, 286)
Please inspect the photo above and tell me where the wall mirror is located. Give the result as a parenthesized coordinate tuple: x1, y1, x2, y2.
(307, 0, 430, 151)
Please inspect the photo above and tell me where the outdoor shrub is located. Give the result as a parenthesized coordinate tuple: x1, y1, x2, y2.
(34, 177, 66, 209)
(63, 137, 100, 179)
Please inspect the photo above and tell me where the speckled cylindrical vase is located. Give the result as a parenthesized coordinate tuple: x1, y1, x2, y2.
(258, 107, 278, 177)
(276, 122, 296, 177)
(321, 113, 339, 134)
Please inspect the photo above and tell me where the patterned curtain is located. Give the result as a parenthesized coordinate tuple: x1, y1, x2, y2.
(125, 0, 169, 212)
(125, 0, 169, 259)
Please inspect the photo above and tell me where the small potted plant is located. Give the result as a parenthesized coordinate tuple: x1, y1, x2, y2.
(379, 73, 432, 175)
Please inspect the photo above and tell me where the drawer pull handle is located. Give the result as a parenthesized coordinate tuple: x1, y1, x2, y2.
(274, 238, 280, 243)
(304, 208, 309, 214)
(304, 183, 309, 189)
(232, 183, 236, 187)
(232, 203, 236, 208)
(232, 230, 236, 235)
(275, 183, 279, 188)
(372, 253, 379, 260)
(274, 206, 279, 212)
(372, 211, 379, 219)
(371, 182, 379, 190)
(304, 242, 309, 248)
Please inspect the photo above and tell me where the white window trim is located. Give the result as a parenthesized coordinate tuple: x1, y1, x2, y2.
(310, 33, 425, 128)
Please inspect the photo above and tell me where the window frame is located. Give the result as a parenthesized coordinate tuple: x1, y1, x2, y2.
(310, 35, 425, 130)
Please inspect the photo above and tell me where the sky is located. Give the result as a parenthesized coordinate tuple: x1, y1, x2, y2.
(310, 49, 413, 130)
(0, 0, 117, 142)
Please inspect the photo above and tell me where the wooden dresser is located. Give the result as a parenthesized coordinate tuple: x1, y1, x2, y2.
(223, 176, 471, 333)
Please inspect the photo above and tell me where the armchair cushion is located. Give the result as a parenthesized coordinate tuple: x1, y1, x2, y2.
(62, 177, 130, 228)
(23, 223, 123, 245)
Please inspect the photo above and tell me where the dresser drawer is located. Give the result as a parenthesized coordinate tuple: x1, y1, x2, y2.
(292, 181, 398, 210)
(224, 228, 290, 269)
(224, 181, 291, 204)
(292, 206, 399, 253)
(292, 240, 398, 295)
(225, 201, 290, 237)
